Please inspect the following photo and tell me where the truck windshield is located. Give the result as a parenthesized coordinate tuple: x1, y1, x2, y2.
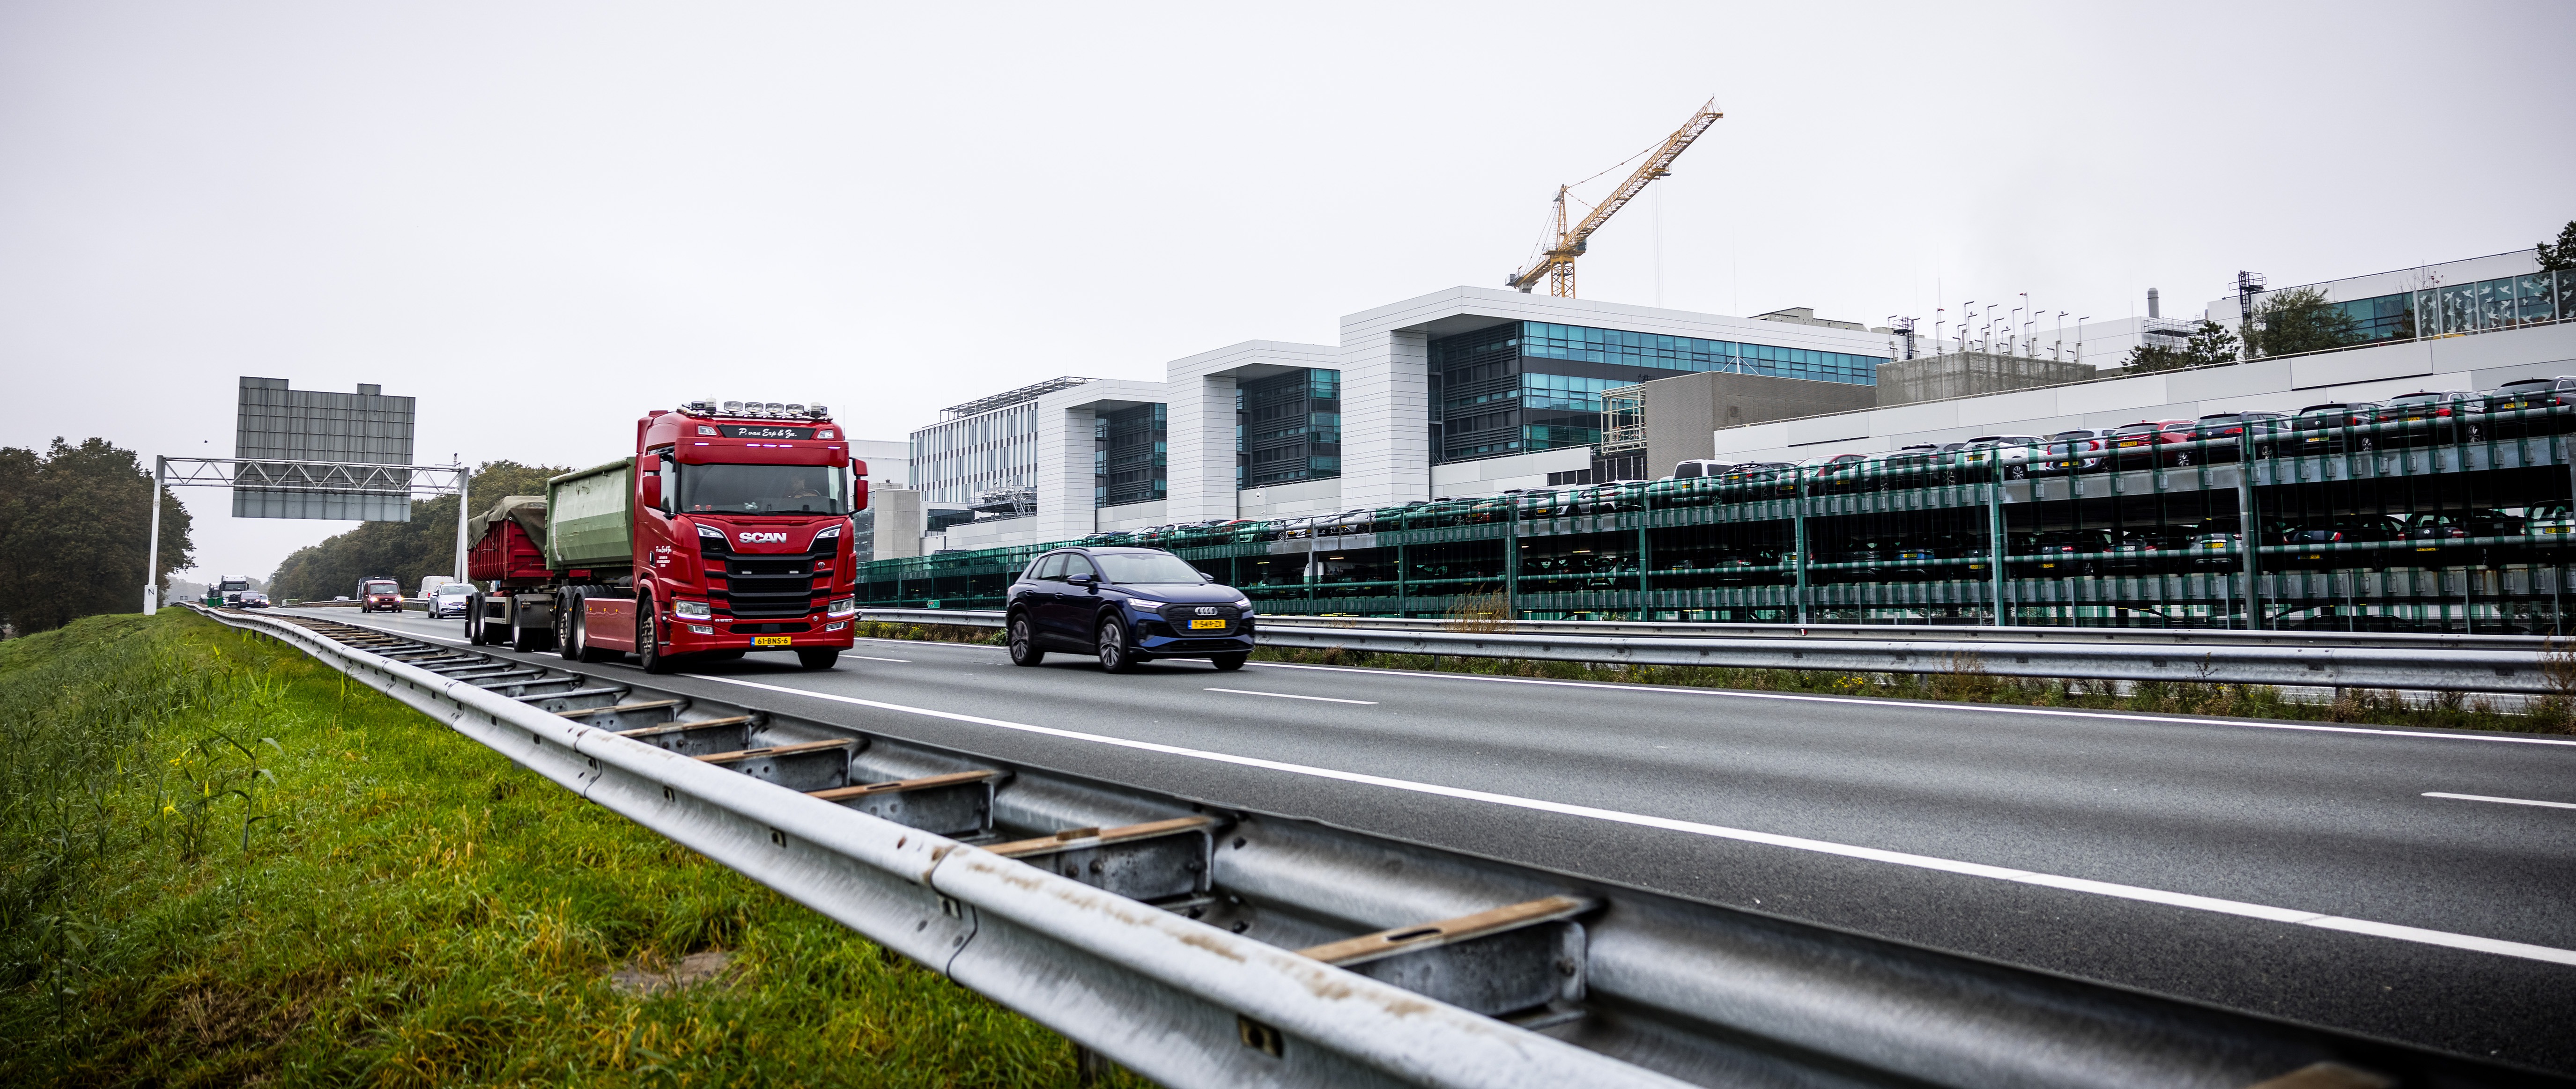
(1093, 552, 1207, 585)
(679, 463, 849, 515)
(362, 581, 396, 594)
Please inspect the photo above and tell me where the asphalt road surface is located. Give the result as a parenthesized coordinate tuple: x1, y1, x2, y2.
(277, 606, 2576, 1074)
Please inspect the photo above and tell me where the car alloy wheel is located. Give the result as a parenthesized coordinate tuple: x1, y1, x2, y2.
(1097, 617, 1139, 674)
(1009, 615, 1044, 666)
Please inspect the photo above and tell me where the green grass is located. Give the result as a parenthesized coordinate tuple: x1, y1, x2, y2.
(0, 611, 1146, 1088)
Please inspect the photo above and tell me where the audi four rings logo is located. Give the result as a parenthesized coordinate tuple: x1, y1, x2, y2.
(738, 531, 788, 544)
(1195, 606, 1218, 615)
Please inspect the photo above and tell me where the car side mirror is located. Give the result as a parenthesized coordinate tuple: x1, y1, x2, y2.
(1200, 571, 1216, 582)
(1066, 572, 1093, 586)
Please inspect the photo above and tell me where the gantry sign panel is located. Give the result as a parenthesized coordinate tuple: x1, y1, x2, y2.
(233, 376, 417, 521)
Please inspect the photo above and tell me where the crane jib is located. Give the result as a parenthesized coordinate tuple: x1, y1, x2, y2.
(1507, 97, 1723, 297)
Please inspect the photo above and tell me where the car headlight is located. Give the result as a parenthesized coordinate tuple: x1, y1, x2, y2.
(827, 597, 858, 618)
(1232, 598, 1252, 610)
(673, 599, 712, 620)
(1127, 598, 1170, 610)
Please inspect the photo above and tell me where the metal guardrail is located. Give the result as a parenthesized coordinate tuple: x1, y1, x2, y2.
(856, 609, 2566, 694)
(193, 607, 1672, 1089)
(200, 605, 2555, 1088)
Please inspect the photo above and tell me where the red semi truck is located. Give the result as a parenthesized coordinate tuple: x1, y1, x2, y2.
(462, 399, 866, 673)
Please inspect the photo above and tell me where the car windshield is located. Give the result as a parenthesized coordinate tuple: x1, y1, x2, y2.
(678, 463, 849, 514)
(1091, 552, 1208, 585)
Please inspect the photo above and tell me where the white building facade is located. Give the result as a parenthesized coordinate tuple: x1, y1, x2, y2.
(914, 287, 1893, 552)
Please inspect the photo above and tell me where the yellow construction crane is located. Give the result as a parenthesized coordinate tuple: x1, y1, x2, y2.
(1506, 98, 1723, 298)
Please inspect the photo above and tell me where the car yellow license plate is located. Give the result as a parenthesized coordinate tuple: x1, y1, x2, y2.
(753, 635, 792, 647)
(1189, 618, 1227, 630)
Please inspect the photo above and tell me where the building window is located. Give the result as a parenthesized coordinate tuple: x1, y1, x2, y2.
(1429, 320, 1886, 464)
(1236, 368, 1340, 488)
(1101, 403, 1167, 507)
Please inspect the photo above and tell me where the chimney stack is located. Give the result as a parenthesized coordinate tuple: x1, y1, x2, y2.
(2146, 288, 2161, 319)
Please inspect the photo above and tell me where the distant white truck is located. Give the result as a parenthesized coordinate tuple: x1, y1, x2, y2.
(418, 575, 460, 597)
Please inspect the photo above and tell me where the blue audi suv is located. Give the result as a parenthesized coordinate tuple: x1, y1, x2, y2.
(1005, 547, 1255, 672)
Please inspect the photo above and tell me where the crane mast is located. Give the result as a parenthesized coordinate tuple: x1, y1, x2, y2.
(1506, 98, 1723, 297)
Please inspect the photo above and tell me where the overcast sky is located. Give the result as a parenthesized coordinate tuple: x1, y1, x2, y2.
(6, 1, 2572, 582)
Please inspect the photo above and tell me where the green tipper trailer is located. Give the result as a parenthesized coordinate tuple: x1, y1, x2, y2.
(545, 458, 634, 571)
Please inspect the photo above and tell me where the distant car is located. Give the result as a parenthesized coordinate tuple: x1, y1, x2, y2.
(333, 596, 350, 601)
(357, 578, 402, 613)
(2375, 390, 2482, 446)
(2282, 515, 2403, 568)
(238, 591, 271, 609)
(2482, 375, 2576, 437)
(428, 582, 477, 618)
(2189, 412, 2290, 460)
(1005, 547, 1255, 673)
(2288, 403, 2384, 454)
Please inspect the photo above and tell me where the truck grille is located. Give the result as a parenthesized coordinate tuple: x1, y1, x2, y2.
(701, 537, 828, 620)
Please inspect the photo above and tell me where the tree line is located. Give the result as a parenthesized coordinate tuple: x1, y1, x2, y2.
(0, 438, 194, 635)
(266, 460, 569, 603)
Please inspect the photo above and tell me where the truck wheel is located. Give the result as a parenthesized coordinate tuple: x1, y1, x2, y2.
(465, 596, 487, 644)
(796, 648, 840, 670)
(638, 601, 676, 675)
(557, 593, 583, 661)
(1008, 615, 1045, 666)
(509, 598, 540, 652)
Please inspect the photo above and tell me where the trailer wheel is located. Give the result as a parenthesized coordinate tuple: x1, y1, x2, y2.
(465, 595, 487, 644)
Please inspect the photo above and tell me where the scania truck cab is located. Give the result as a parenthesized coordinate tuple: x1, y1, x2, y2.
(477, 399, 865, 674)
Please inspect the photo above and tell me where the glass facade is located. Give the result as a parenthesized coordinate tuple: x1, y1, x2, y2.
(1098, 403, 1167, 508)
(1429, 321, 1887, 464)
(1237, 368, 1341, 488)
(909, 400, 1038, 506)
(2420, 269, 2571, 337)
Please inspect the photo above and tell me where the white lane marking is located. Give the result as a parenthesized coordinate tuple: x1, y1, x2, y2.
(2425, 791, 2576, 810)
(1249, 661, 2576, 748)
(850, 655, 913, 663)
(1205, 688, 1377, 705)
(680, 670, 2576, 967)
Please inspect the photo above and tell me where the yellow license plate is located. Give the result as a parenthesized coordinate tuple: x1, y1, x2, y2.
(1189, 618, 1228, 630)
(753, 635, 792, 647)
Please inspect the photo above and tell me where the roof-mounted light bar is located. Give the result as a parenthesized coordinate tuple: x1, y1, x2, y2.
(678, 399, 830, 420)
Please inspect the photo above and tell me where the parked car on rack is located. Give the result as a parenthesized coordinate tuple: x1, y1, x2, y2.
(1888, 536, 1955, 581)
(1006, 547, 1254, 673)
(2375, 390, 2484, 446)
(2104, 528, 2193, 574)
(2182, 522, 2247, 569)
(2482, 375, 2576, 437)
(2282, 515, 2404, 567)
(2526, 502, 2576, 551)
(2105, 419, 2201, 467)
(1705, 548, 1784, 586)
(2400, 509, 2527, 566)
(1670, 459, 1732, 480)
(1960, 435, 2043, 479)
(2021, 530, 2113, 576)
(1878, 444, 1942, 488)
(2288, 403, 2384, 454)
(2031, 430, 2106, 476)
(2189, 412, 2291, 460)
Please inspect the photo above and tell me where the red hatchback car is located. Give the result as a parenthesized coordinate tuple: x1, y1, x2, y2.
(2106, 419, 2200, 466)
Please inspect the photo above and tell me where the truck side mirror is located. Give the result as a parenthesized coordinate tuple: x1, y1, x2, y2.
(640, 474, 662, 510)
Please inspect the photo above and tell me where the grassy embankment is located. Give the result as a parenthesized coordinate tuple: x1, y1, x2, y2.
(851, 619, 2576, 735)
(0, 611, 1145, 1087)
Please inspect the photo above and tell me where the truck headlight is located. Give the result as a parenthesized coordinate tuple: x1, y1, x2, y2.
(674, 600, 712, 620)
(827, 597, 857, 618)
